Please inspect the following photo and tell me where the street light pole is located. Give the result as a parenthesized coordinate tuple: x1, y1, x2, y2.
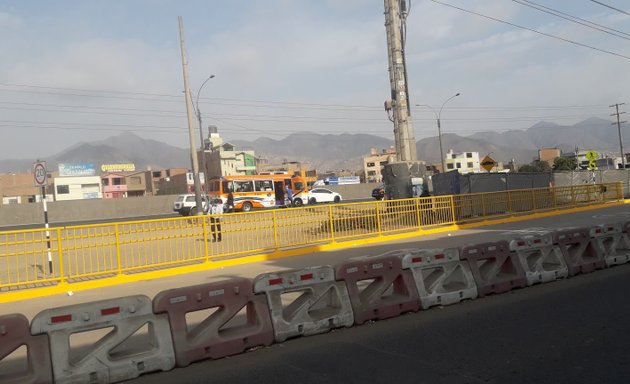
(417, 92, 460, 173)
(195, 74, 215, 189)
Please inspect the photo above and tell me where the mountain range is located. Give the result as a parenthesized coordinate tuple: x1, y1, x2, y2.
(0, 117, 626, 173)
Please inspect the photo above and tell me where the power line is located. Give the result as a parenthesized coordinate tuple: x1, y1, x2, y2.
(512, 0, 630, 41)
(430, 0, 630, 61)
(590, 0, 630, 16)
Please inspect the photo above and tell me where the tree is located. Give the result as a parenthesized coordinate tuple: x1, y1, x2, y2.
(553, 156, 577, 170)
(518, 160, 551, 173)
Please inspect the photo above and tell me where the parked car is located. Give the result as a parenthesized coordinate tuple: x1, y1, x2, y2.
(307, 188, 342, 204)
(173, 194, 208, 216)
(372, 184, 385, 200)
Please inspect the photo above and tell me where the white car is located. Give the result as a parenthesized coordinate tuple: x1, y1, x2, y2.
(173, 194, 208, 216)
(307, 188, 342, 204)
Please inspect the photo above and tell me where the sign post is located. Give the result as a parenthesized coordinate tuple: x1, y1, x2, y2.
(34, 161, 53, 275)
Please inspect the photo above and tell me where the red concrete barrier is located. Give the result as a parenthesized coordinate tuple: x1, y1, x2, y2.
(552, 227, 605, 276)
(0, 313, 53, 384)
(335, 254, 420, 325)
(460, 241, 527, 296)
(509, 234, 568, 285)
(153, 277, 274, 367)
(593, 223, 630, 266)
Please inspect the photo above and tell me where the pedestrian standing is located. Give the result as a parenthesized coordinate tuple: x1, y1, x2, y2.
(285, 184, 293, 207)
(226, 189, 235, 213)
(209, 198, 224, 242)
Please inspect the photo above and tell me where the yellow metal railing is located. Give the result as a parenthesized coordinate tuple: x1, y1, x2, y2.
(0, 182, 622, 291)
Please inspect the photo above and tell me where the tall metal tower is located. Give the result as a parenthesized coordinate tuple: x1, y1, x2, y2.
(384, 0, 417, 162)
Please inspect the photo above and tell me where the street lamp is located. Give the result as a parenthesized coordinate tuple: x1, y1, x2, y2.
(194, 74, 215, 190)
(416, 92, 460, 173)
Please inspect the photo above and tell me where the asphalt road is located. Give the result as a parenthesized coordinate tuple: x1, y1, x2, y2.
(126, 261, 630, 384)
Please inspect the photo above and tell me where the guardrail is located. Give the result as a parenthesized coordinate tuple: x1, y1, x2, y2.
(0, 182, 622, 292)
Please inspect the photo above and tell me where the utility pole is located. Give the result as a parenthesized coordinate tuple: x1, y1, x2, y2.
(384, 0, 417, 162)
(610, 103, 627, 169)
(196, 75, 215, 190)
(178, 16, 204, 215)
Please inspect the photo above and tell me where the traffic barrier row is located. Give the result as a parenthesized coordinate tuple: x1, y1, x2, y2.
(3, 221, 630, 383)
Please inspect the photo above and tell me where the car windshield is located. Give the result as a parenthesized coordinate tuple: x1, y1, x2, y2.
(176, 196, 185, 202)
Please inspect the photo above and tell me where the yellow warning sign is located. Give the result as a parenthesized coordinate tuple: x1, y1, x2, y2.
(480, 155, 496, 172)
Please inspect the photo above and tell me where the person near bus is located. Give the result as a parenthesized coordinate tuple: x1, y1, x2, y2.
(285, 184, 293, 206)
(226, 190, 235, 213)
(208, 198, 224, 242)
(274, 186, 284, 207)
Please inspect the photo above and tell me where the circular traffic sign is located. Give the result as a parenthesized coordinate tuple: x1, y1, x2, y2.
(34, 162, 47, 186)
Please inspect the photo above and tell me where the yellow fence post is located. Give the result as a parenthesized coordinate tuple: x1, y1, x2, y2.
(328, 205, 335, 242)
(507, 191, 513, 213)
(376, 201, 383, 235)
(531, 189, 536, 211)
(480, 194, 486, 218)
(415, 198, 421, 229)
(450, 195, 456, 224)
(272, 210, 279, 249)
(552, 186, 557, 208)
(202, 215, 210, 262)
(571, 185, 575, 206)
(56, 228, 65, 283)
(115, 223, 122, 276)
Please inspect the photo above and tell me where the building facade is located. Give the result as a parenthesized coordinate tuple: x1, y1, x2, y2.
(54, 176, 102, 201)
(202, 129, 257, 179)
(444, 149, 481, 174)
(538, 148, 561, 167)
(363, 147, 397, 183)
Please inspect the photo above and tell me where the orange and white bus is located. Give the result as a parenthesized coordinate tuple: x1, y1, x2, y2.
(207, 174, 308, 212)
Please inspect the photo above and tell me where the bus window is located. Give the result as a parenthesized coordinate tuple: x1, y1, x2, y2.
(293, 180, 305, 191)
(221, 181, 231, 193)
(254, 180, 273, 192)
(234, 180, 254, 192)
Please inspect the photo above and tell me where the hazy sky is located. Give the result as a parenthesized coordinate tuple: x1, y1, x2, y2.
(1, 0, 629, 160)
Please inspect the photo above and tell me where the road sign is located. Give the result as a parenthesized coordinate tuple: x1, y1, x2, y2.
(480, 155, 496, 172)
(585, 150, 598, 161)
(33, 162, 47, 187)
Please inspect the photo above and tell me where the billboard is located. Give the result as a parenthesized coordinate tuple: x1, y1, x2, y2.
(58, 163, 96, 177)
(101, 163, 136, 172)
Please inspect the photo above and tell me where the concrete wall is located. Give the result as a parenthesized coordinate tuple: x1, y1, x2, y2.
(0, 184, 380, 228)
(0, 195, 176, 227)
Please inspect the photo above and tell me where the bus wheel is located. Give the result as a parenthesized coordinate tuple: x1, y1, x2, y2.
(242, 202, 253, 212)
(293, 198, 303, 207)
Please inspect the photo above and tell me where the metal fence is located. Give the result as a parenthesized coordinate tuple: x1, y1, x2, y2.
(0, 182, 622, 292)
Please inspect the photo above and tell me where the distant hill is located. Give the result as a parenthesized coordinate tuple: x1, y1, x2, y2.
(0, 132, 191, 173)
(0, 117, 626, 173)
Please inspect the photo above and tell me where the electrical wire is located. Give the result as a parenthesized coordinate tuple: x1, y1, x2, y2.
(589, 0, 630, 16)
(512, 0, 630, 40)
(430, 0, 630, 61)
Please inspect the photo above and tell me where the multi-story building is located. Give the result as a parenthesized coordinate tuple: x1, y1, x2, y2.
(444, 149, 481, 174)
(201, 127, 257, 178)
(101, 171, 148, 198)
(538, 148, 561, 167)
(363, 147, 396, 183)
